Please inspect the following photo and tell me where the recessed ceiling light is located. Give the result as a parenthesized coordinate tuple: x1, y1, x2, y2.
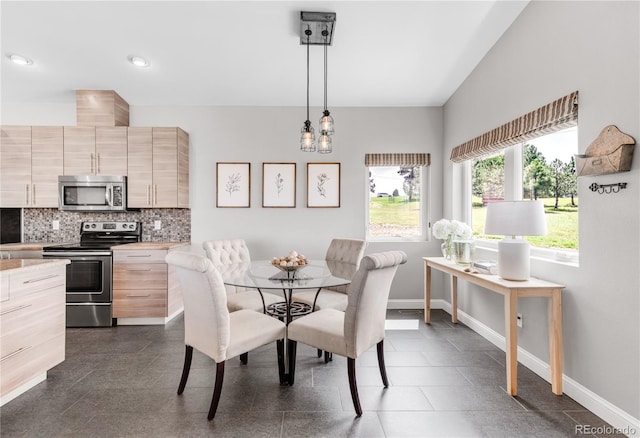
(127, 55, 150, 68)
(8, 54, 33, 66)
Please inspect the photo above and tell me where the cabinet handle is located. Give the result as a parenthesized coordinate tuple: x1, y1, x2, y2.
(154, 184, 158, 206)
(147, 184, 151, 206)
(23, 273, 59, 284)
(0, 303, 32, 316)
(25, 184, 29, 204)
(97, 153, 101, 173)
(1, 346, 32, 362)
(126, 254, 152, 258)
(91, 153, 95, 174)
(125, 268, 152, 271)
(32, 184, 36, 205)
(126, 294, 151, 298)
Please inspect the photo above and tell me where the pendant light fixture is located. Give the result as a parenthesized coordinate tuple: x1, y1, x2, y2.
(299, 11, 336, 153)
(317, 26, 334, 154)
(300, 26, 316, 152)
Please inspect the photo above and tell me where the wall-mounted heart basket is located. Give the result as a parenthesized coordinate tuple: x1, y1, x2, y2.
(575, 125, 635, 177)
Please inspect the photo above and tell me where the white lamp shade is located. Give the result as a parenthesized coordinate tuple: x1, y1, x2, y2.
(484, 201, 547, 237)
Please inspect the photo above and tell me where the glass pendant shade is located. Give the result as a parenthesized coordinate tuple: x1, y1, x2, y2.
(319, 111, 334, 135)
(300, 122, 316, 152)
(317, 132, 332, 154)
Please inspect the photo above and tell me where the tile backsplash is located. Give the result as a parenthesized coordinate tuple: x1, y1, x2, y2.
(23, 209, 190, 243)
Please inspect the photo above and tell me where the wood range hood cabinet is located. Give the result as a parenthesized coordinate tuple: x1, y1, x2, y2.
(76, 90, 129, 127)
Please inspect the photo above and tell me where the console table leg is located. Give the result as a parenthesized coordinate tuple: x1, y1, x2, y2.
(550, 289, 563, 395)
(451, 276, 458, 324)
(424, 263, 431, 324)
(505, 291, 518, 396)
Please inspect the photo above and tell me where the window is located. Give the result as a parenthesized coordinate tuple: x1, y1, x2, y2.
(471, 127, 579, 252)
(365, 153, 430, 241)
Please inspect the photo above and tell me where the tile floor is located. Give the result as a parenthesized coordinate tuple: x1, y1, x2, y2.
(1, 309, 618, 437)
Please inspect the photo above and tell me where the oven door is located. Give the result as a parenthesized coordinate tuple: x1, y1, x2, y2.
(61, 253, 112, 303)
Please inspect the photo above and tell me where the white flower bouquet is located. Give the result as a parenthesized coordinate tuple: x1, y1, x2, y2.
(432, 219, 473, 260)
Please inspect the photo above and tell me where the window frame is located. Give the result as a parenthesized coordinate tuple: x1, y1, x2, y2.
(365, 164, 430, 242)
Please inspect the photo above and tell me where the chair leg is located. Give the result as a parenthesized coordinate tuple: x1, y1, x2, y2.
(287, 339, 297, 385)
(240, 352, 248, 365)
(347, 358, 363, 417)
(276, 340, 286, 385)
(324, 351, 333, 363)
(376, 340, 389, 387)
(177, 345, 193, 395)
(207, 361, 226, 421)
(317, 348, 322, 358)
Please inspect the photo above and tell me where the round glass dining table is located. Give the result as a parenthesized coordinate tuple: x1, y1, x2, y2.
(218, 259, 354, 324)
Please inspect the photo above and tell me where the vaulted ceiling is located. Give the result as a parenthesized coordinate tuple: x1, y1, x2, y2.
(1, 1, 528, 107)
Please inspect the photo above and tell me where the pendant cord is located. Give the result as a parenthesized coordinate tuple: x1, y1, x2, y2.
(323, 28, 328, 111)
(306, 28, 311, 123)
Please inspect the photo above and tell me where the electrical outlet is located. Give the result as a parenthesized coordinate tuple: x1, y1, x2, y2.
(52, 220, 60, 230)
(517, 313, 523, 328)
(154, 220, 162, 230)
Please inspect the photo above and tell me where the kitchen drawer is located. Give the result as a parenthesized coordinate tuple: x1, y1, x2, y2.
(0, 333, 65, 396)
(8, 267, 65, 299)
(113, 289, 167, 317)
(1, 303, 64, 359)
(113, 263, 167, 289)
(0, 286, 64, 339)
(1, 275, 8, 302)
(114, 250, 167, 264)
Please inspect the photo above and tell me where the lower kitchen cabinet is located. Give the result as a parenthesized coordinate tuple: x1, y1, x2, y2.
(0, 260, 67, 405)
(112, 248, 183, 321)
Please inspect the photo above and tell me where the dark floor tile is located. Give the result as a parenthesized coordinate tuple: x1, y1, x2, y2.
(357, 350, 432, 367)
(421, 385, 525, 411)
(423, 351, 504, 368)
(174, 411, 285, 438)
(340, 385, 434, 412)
(252, 385, 343, 412)
(387, 337, 460, 353)
(378, 411, 483, 437)
(511, 384, 588, 412)
(283, 411, 385, 437)
(387, 366, 472, 386)
(456, 363, 544, 388)
(564, 410, 632, 438)
(312, 363, 391, 387)
(469, 410, 585, 437)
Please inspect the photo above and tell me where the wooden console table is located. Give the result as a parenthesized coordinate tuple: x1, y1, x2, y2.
(423, 256, 564, 396)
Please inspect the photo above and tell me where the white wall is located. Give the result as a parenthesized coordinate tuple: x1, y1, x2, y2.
(443, 0, 639, 426)
(2, 104, 445, 301)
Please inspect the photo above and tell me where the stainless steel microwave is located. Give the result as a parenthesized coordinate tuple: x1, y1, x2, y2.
(58, 175, 127, 211)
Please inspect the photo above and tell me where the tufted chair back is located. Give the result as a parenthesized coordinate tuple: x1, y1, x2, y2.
(324, 238, 366, 293)
(165, 251, 231, 363)
(203, 239, 252, 295)
(344, 251, 407, 358)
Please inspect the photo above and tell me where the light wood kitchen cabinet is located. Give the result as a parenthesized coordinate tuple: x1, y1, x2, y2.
(0, 126, 62, 208)
(0, 261, 66, 403)
(63, 126, 127, 176)
(127, 127, 189, 208)
(113, 249, 182, 319)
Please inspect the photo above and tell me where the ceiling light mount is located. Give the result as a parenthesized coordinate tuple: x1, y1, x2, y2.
(300, 11, 336, 45)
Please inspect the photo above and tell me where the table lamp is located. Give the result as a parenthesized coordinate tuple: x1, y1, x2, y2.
(484, 201, 547, 281)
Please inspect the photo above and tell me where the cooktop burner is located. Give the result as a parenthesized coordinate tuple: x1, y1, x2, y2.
(43, 221, 142, 252)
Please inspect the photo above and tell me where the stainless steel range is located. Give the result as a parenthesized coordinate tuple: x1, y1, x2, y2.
(43, 221, 142, 327)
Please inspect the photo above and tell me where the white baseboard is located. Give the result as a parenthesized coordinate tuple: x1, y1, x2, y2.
(0, 373, 46, 407)
(387, 299, 424, 309)
(429, 301, 639, 437)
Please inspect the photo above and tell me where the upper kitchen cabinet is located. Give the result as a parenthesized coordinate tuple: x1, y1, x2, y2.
(63, 126, 127, 176)
(127, 127, 189, 208)
(0, 126, 62, 208)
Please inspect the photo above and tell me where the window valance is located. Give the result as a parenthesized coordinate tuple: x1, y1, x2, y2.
(364, 153, 431, 167)
(450, 91, 578, 163)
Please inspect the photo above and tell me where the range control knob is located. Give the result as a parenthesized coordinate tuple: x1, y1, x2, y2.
(84, 224, 90, 229)
(91, 223, 97, 228)
(129, 224, 135, 229)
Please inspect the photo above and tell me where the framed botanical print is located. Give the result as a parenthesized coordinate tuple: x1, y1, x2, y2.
(216, 162, 250, 207)
(262, 162, 296, 208)
(307, 162, 340, 208)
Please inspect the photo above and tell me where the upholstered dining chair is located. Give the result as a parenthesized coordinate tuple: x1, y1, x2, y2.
(286, 251, 407, 417)
(203, 239, 282, 313)
(165, 251, 286, 421)
(292, 238, 366, 362)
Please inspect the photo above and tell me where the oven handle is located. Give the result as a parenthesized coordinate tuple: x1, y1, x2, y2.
(44, 251, 112, 257)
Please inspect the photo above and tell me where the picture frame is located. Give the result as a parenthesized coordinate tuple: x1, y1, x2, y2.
(262, 162, 296, 208)
(307, 162, 340, 208)
(216, 162, 251, 208)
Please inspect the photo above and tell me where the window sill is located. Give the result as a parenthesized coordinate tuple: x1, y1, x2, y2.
(366, 236, 427, 243)
(474, 240, 579, 267)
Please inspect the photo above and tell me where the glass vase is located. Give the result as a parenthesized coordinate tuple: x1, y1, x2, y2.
(452, 240, 475, 266)
(440, 237, 453, 260)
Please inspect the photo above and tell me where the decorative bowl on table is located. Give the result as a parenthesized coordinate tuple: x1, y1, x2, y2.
(271, 251, 308, 272)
